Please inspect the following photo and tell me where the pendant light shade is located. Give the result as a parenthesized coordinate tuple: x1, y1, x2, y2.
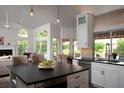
(30, 5, 34, 16)
(56, 18, 60, 23)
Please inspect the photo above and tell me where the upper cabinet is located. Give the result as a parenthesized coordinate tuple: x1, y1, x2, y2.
(76, 13, 94, 48)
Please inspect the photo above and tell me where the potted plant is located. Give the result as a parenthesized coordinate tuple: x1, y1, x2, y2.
(112, 52, 117, 59)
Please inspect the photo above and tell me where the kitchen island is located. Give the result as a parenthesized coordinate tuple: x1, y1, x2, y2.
(8, 62, 89, 88)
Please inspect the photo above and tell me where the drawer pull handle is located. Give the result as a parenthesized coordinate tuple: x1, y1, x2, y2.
(75, 76, 80, 79)
(75, 85, 80, 88)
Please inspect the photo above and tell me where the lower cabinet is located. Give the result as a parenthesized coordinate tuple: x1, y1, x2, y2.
(91, 63, 104, 87)
(118, 66, 124, 88)
(91, 62, 118, 88)
(67, 70, 89, 88)
(103, 64, 117, 88)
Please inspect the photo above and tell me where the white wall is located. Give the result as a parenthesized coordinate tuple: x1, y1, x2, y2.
(0, 23, 34, 54)
(51, 24, 60, 39)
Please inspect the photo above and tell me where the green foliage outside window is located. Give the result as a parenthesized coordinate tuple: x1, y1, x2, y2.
(18, 29, 28, 55)
(35, 41, 40, 52)
(35, 30, 48, 38)
(62, 41, 70, 55)
(35, 41, 47, 55)
(18, 38, 28, 55)
(115, 38, 124, 55)
(95, 42, 105, 55)
(52, 38, 58, 56)
(35, 30, 48, 55)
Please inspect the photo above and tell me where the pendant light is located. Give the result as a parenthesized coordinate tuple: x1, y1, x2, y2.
(30, 5, 34, 16)
(56, 5, 60, 23)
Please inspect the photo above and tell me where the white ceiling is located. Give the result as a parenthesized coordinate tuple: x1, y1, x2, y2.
(0, 5, 123, 28)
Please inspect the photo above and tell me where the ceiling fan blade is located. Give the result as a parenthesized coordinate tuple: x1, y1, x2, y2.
(0, 11, 12, 30)
(3, 24, 12, 29)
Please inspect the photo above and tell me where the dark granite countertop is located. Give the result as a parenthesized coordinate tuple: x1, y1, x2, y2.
(73, 57, 93, 61)
(93, 61, 124, 66)
(8, 62, 89, 85)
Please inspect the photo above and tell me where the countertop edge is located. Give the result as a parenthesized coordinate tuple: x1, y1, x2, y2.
(26, 68, 89, 85)
(8, 65, 89, 85)
(92, 61, 124, 66)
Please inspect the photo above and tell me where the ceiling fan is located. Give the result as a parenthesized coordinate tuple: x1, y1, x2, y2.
(0, 11, 12, 30)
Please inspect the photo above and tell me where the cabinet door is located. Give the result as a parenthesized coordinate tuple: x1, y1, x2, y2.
(91, 63, 104, 87)
(119, 66, 124, 88)
(102, 64, 117, 88)
(77, 24, 87, 48)
(77, 15, 88, 48)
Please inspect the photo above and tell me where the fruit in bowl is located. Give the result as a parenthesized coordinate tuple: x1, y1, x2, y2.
(38, 60, 55, 69)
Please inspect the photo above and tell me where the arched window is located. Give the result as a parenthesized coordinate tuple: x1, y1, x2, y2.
(18, 29, 28, 55)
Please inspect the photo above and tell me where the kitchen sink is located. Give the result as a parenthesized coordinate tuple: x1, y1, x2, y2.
(97, 60, 120, 64)
(116, 62, 124, 65)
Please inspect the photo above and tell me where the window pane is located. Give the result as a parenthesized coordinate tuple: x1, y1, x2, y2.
(18, 38, 28, 55)
(94, 32, 110, 59)
(35, 30, 48, 38)
(62, 40, 70, 55)
(18, 29, 28, 55)
(18, 29, 28, 38)
(112, 31, 124, 60)
(94, 31, 124, 61)
(35, 41, 40, 52)
(52, 38, 58, 56)
(35, 41, 47, 58)
(74, 41, 80, 57)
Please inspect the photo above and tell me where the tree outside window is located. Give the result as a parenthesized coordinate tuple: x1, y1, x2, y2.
(95, 42, 105, 57)
(114, 38, 124, 56)
(35, 30, 48, 38)
(52, 38, 58, 56)
(35, 41, 47, 55)
(35, 30, 48, 58)
(62, 39, 70, 55)
(18, 29, 28, 55)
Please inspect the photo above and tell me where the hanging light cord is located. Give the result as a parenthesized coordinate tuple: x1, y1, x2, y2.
(57, 5, 59, 19)
(57, 5, 60, 23)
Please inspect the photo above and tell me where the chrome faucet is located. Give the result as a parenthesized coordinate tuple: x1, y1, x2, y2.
(105, 43, 112, 61)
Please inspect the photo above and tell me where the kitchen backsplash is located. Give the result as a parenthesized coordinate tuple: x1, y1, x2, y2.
(80, 48, 93, 58)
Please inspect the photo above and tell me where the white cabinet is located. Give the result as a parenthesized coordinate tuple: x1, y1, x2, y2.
(76, 13, 94, 48)
(103, 64, 117, 88)
(67, 70, 89, 88)
(118, 66, 124, 88)
(91, 63, 104, 87)
(91, 62, 118, 88)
